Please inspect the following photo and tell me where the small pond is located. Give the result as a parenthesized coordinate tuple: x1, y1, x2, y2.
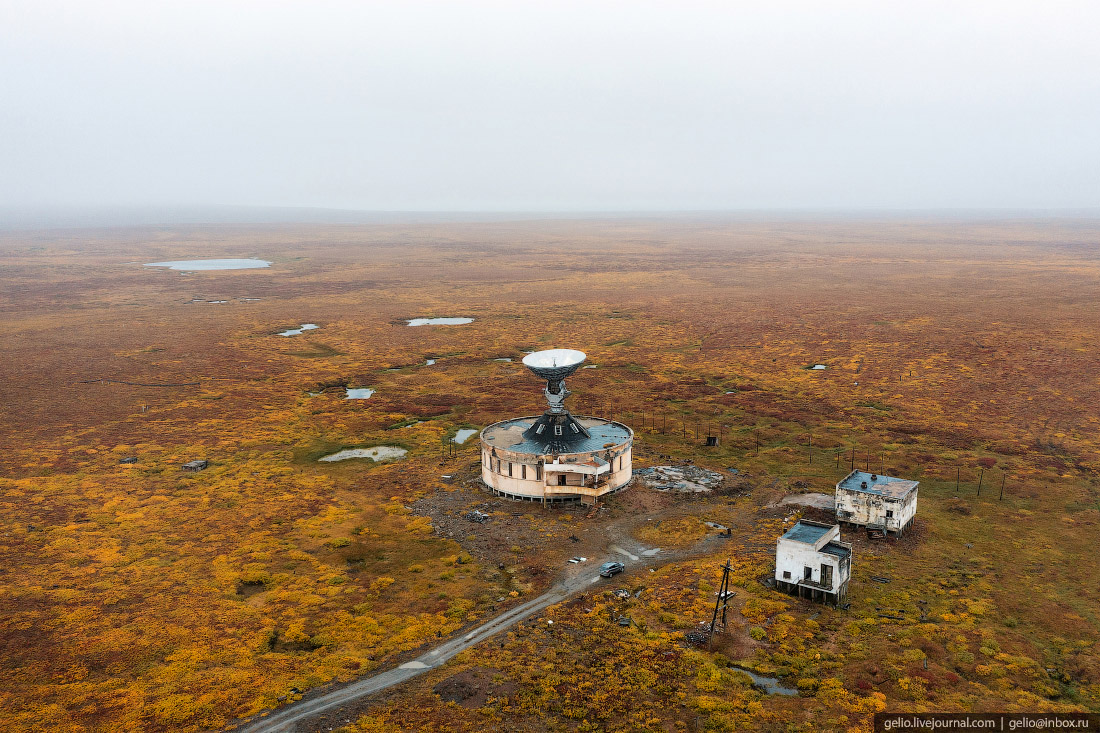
(407, 317, 474, 326)
(278, 323, 319, 336)
(734, 668, 798, 696)
(318, 446, 407, 462)
(810, 364, 827, 370)
(345, 388, 375, 399)
(144, 258, 271, 270)
(452, 428, 478, 444)
(425, 359, 436, 365)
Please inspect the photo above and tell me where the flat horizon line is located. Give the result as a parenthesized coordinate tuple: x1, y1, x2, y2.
(2, 203, 1099, 231)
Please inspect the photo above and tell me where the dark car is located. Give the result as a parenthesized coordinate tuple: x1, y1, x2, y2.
(599, 561, 625, 578)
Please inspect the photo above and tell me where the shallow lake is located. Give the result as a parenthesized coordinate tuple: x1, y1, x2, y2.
(345, 388, 375, 399)
(144, 258, 271, 270)
(453, 428, 478, 444)
(318, 446, 407, 462)
(278, 323, 319, 336)
(407, 317, 473, 326)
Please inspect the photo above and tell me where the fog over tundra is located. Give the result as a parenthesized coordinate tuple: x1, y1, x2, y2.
(1, 1, 1098, 213)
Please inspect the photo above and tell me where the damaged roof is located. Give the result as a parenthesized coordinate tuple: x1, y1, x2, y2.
(482, 415, 632, 455)
(780, 520, 834, 546)
(836, 470, 918, 499)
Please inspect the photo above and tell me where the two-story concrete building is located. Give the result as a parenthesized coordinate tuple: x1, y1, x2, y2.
(774, 520, 852, 605)
(835, 470, 918, 537)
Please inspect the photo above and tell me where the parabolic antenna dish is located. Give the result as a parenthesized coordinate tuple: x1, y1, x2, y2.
(522, 349, 587, 381)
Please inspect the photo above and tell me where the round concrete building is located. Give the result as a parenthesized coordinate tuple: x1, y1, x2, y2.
(480, 349, 633, 505)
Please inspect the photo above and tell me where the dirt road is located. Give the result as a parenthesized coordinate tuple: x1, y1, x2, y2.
(230, 556, 625, 733)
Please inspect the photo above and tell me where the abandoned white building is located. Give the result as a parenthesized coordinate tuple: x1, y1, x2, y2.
(835, 470, 918, 537)
(774, 520, 852, 605)
(480, 349, 633, 505)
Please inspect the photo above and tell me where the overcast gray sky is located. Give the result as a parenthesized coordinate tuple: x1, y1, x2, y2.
(1, 1, 1098, 212)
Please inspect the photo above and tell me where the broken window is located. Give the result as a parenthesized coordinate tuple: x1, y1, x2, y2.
(804, 566, 813, 581)
(821, 564, 833, 588)
(521, 464, 526, 479)
(782, 570, 791, 580)
(886, 509, 894, 518)
(507, 462, 512, 477)
(558, 474, 567, 486)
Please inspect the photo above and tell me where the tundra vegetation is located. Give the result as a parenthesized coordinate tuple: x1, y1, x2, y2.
(1, 219, 1098, 731)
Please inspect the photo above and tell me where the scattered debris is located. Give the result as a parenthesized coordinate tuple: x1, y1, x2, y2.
(683, 630, 708, 647)
(118, 456, 137, 464)
(617, 616, 632, 627)
(870, 576, 892, 583)
(182, 460, 208, 471)
(635, 465, 724, 493)
(464, 510, 490, 523)
(612, 589, 631, 599)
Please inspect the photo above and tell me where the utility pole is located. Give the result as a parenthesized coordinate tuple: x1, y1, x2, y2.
(977, 469, 984, 497)
(999, 474, 1006, 501)
(709, 559, 733, 639)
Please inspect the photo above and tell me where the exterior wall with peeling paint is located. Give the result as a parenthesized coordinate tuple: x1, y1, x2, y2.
(479, 419, 632, 503)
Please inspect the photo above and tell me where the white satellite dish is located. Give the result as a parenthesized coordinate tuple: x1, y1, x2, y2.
(521, 349, 587, 381)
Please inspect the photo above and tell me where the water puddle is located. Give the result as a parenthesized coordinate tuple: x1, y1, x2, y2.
(345, 388, 375, 399)
(278, 324, 319, 336)
(733, 667, 798, 696)
(425, 359, 436, 365)
(318, 446, 407, 462)
(407, 317, 473, 326)
(452, 428, 478, 444)
(810, 364, 827, 370)
(145, 258, 271, 270)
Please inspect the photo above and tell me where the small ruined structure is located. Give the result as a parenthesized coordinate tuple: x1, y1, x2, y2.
(182, 460, 208, 471)
(480, 349, 633, 505)
(835, 470, 918, 537)
(774, 520, 852, 605)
